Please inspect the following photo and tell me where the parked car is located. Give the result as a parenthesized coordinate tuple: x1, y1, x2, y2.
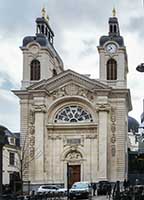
(69, 181, 92, 199)
(97, 181, 111, 195)
(37, 185, 59, 193)
(37, 185, 67, 195)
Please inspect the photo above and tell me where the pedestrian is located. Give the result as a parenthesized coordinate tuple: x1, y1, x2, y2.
(123, 179, 127, 191)
(113, 180, 120, 200)
(92, 183, 97, 196)
(106, 183, 112, 199)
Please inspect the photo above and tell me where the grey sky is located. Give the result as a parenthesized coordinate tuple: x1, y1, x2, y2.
(0, 0, 144, 131)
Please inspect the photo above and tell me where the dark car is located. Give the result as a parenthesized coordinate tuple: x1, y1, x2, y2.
(97, 181, 111, 195)
(70, 182, 92, 199)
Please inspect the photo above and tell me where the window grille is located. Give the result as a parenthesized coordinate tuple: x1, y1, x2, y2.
(54, 105, 93, 123)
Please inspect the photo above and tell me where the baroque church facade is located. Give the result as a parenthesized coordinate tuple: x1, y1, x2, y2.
(13, 10, 132, 187)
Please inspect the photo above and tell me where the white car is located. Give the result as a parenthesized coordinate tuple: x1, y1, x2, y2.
(37, 185, 59, 193)
(37, 185, 67, 195)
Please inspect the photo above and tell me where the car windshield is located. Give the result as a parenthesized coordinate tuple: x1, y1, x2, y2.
(72, 182, 88, 189)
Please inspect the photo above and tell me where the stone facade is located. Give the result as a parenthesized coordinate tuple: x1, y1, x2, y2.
(13, 11, 132, 187)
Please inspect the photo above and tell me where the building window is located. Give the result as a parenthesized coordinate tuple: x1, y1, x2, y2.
(9, 152, 15, 166)
(54, 105, 93, 123)
(107, 59, 117, 80)
(53, 69, 57, 76)
(30, 59, 40, 80)
(9, 137, 15, 145)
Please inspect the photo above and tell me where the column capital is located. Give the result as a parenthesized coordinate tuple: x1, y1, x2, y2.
(96, 103, 111, 112)
(33, 104, 47, 113)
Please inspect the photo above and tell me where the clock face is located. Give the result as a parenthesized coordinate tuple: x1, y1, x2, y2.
(106, 43, 117, 53)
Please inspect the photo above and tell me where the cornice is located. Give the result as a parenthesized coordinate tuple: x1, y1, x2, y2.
(12, 90, 29, 99)
(47, 123, 98, 131)
(12, 89, 49, 99)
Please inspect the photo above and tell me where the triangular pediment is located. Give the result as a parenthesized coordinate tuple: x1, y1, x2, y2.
(27, 69, 111, 93)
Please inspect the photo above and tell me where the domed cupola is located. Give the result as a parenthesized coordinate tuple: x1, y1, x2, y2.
(0, 125, 10, 144)
(99, 8, 124, 47)
(128, 116, 139, 133)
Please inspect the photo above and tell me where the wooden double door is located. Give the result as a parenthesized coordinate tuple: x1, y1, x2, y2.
(68, 165, 80, 188)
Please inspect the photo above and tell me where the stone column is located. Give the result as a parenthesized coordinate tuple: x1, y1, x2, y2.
(96, 104, 110, 180)
(34, 104, 46, 182)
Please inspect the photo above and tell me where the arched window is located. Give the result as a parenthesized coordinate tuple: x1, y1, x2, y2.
(54, 105, 93, 123)
(53, 69, 57, 76)
(114, 25, 117, 33)
(107, 59, 117, 80)
(110, 25, 113, 33)
(30, 59, 40, 80)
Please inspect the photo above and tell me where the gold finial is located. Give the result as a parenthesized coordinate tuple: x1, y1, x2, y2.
(112, 7, 116, 17)
(41, 7, 46, 18)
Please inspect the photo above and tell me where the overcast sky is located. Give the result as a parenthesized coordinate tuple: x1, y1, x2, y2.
(0, 0, 144, 132)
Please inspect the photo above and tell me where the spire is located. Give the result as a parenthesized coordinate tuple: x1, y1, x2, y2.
(35, 7, 54, 45)
(109, 8, 120, 36)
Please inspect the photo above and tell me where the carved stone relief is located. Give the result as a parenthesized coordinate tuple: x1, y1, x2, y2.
(28, 107, 35, 158)
(111, 145, 116, 157)
(29, 109, 35, 125)
(29, 125, 35, 158)
(65, 150, 82, 160)
(33, 105, 47, 113)
(110, 107, 116, 156)
(65, 84, 78, 95)
(48, 135, 62, 140)
(86, 134, 97, 139)
(51, 84, 94, 101)
(53, 87, 67, 99)
(96, 103, 111, 112)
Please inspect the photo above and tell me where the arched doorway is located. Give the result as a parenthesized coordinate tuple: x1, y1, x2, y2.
(65, 150, 83, 187)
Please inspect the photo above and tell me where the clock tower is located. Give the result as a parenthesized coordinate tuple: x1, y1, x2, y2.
(98, 9, 128, 89)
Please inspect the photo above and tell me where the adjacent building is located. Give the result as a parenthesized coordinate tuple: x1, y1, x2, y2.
(13, 9, 132, 188)
(0, 126, 20, 185)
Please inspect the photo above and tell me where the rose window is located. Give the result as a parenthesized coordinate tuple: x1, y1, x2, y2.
(54, 105, 93, 123)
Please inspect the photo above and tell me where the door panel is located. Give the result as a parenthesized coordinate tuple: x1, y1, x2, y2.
(68, 165, 80, 188)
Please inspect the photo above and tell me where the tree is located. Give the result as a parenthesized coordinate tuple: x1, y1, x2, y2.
(15, 129, 41, 194)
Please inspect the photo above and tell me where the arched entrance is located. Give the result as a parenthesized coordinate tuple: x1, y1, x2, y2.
(65, 150, 83, 187)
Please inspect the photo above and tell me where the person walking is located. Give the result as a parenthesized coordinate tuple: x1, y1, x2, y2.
(92, 183, 97, 196)
(113, 181, 120, 200)
(106, 183, 112, 199)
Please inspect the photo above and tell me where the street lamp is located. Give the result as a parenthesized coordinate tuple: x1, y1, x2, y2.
(136, 63, 144, 72)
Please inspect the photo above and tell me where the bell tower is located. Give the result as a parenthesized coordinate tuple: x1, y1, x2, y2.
(21, 8, 64, 89)
(98, 9, 128, 88)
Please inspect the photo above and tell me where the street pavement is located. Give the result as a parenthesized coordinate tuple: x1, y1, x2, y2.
(92, 195, 108, 200)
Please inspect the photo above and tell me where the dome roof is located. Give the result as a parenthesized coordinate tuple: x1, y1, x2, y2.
(128, 116, 139, 133)
(0, 125, 10, 144)
(99, 35, 124, 47)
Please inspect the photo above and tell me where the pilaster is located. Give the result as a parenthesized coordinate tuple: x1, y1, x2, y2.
(96, 103, 110, 180)
(33, 103, 46, 182)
